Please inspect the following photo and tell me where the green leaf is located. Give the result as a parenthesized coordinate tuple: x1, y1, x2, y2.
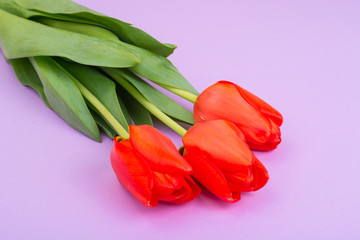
(8, 58, 50, 108)
(37, 17, 119, 42)
(0, 9, 140, 67)
(117, 93, 132, 126)
(117, 86, 153, 126)
(0, 0, 33, 16)
(125, 44, 198, 95)
(30, 56, 101, 141)
(90, 109, 117, 139)
(104, 68, 194, 125)
(30, 16, 197, 94)
(12, 0, 176, 57)
(56, 59, 131, 130)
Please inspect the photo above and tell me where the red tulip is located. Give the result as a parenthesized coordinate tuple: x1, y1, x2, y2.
(111, 125, 201, 207)
(194, 81, 283, 150)
(181, 119, 269, 203)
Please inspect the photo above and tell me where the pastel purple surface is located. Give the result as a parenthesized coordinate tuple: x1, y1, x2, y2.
(1, 0, 360, 239)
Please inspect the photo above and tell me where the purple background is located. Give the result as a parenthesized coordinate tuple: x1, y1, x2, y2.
(1, 0, 360, 239)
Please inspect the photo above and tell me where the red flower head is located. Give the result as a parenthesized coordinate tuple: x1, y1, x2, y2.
(111, 125, 201, 207)
(181, 119, 269, 203)
(194, 81, 283, 150)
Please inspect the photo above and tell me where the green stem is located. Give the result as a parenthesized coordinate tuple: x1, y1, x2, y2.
(160, 85, 198, 103)
(72, 77, 130, 139)
(104, 68, 188, 136)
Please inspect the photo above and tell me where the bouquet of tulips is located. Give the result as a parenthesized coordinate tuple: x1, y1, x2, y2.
(0, 0, 283, 207)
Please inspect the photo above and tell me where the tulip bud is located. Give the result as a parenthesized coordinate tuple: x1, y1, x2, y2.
(111, 125, 200, 207)
(194, 81, 283, 150)
(181, 120, 269, 203)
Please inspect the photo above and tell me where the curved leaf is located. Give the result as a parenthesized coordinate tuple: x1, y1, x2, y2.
(13, 0, 176, 57)
(117, 86, 153, 126)
(56, 59, 131, 130)
(0, 0, 34, 16)
(37, 17, 119, 42)
(30, 56, 100, 141)
(125, 43, 198, 95)
(0, 9, 140, 67)
(32, 16, 196, 94)
(90, 109, 117, 139)
(8, 57, 50, 107)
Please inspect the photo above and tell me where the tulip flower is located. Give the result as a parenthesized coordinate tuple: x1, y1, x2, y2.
(181, 119, 269, 203)
(193, 81, 283, 150)
(111, 125, 201, 207)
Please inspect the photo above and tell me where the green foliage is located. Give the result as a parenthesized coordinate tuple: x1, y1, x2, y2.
(0, 9, 140, 67)
(30, 56, 101, 141)
(8, 58, 50, 107)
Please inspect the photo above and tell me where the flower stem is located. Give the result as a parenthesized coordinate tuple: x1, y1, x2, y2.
(71, 77, 130, 139)
(160, 85, 198, 103)
(103, 68, 188, 136)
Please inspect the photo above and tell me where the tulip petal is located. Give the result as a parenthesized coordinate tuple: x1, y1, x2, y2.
(266, 120, 281, 143)
(194, 81, 271, 145)
(248, 119, 281, 150)
(248, 141, 279, 151)
(153, 175, 188, 202)
(183, 120, 254, 172)
(156, 188, 188, 202)
(251, 157, 269, 191)
(130, 125, 192, 174)
(111, 138, 157, 207)
(152, 173, 200, 203)
(230, 192, 241, 203)
(223, 170, 254, 187)
(228, 156, 269, 192)
(183, 150, 239, 203)
(152, 172, 181, 196)
(232, 81, 283, 126)
(168, 177, 201, 203)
